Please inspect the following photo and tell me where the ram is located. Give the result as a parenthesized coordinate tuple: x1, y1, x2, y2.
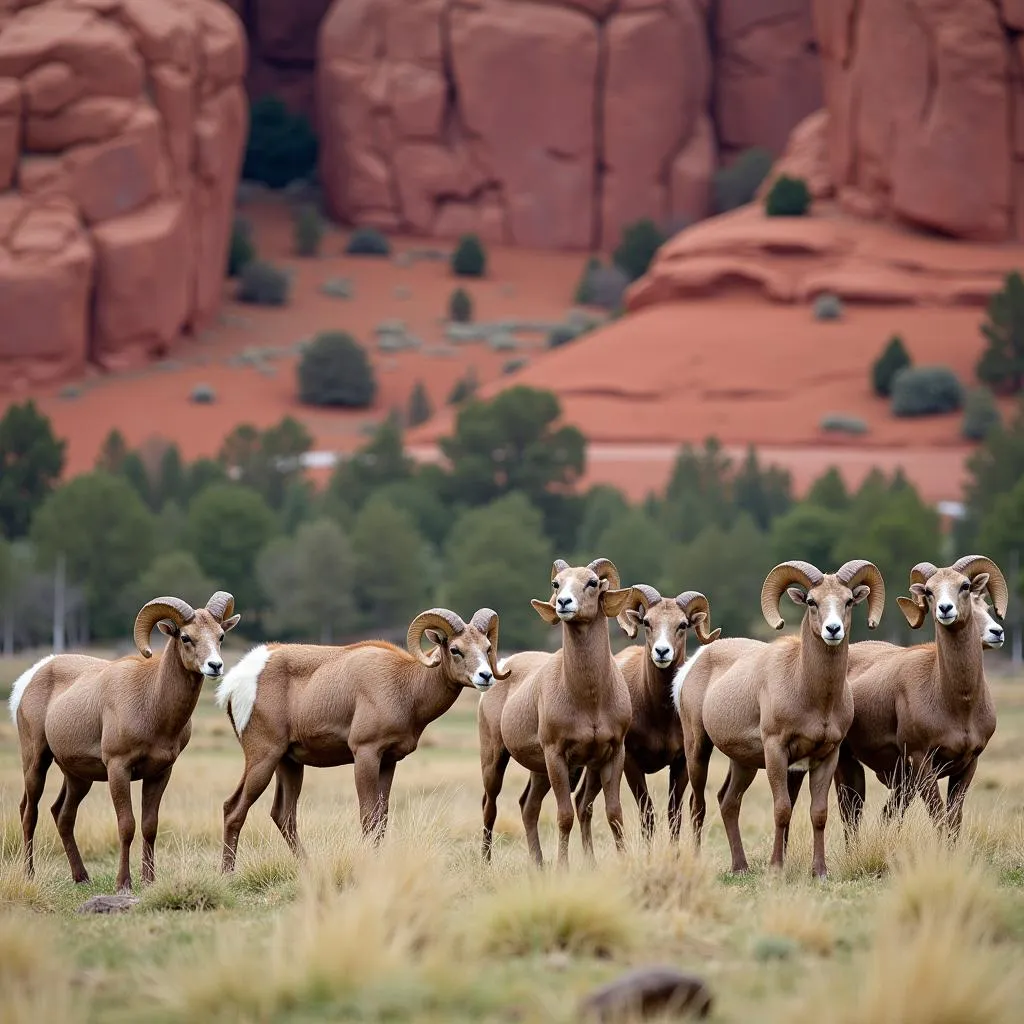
(478, 558, 635, 867)
(573, 585, 719, 849)
(216, 606, 506, 872)
(679, 560, 884, 879)
(10, 592, 239, 891)
(834, 556, 1007, 838)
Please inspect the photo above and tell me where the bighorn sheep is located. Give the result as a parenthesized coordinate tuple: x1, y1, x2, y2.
(215, 607, 507, 872)
(10, 593, 239, 891)
(833, 556, 1007, 839)
(573, 585, 720, 848)
(680, 560, 884, 879)
(478, 558, 635, 867)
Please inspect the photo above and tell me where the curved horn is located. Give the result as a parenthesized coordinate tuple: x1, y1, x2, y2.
(616, 583, 663, 638)
(551, 559, 570, 578)
(897, 595, 928, 629)
(587, 558, 621, 590)
(676, 591, 721, 644)
(406, 608, 466, 667)
(760, 560, 824, 631)
(470, 607, 511, 681)
(909, 562, 939, 586)
(133, 597, 196, 658)
(951, 555, 1009, 619)
(835, 559, 886, 630)
(205, 591, 236, 622)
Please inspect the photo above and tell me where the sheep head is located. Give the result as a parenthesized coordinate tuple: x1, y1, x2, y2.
(406, 607, 506, 691)
(134, 591, 239, 679)
(904, 556, 1008, 634)
(762, 559, 884, 646)
(619, 585, 720, 669)
(902, 590, 1008, 648)
(531, 558, 633, 626)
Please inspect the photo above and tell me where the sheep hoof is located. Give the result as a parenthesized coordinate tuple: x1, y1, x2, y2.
(76, 894, 139, 915)
(579, 965, 712, 1021)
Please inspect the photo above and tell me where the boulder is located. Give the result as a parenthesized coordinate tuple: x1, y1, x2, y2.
(0, 0, 247, 391)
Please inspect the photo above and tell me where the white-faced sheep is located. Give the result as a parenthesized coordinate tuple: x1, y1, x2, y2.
(678, 560, 884, 879)
(10, 592, 239, 892)
(477, 558, 635, 867)
(573, 585, 720, 849)
(833, 556, 1007, 838)
(215, 606, 507, 872)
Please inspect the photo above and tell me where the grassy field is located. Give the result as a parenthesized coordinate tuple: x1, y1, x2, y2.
(1, 645, 1023, 1024)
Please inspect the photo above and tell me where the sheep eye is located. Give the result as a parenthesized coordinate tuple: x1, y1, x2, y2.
(805, 599, 816, 609)
(960, 582, 970, 592)
(219, 633, 225, 642)
(845, 599, 853, 608)
(586, 579, 599, 589)
(181, 635, 192, 644)
(551, 581, 558, 589)
(450, 647, 462, 658)
(924, 588, 933, 598)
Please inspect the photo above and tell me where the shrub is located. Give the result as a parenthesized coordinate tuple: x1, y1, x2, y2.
(190, 384, 216, 404)
(236, 260, 290, 306)
(961, 387, 1001, 441)
(242, 95, 318, 190)
(447, 367, 478, 405)
(547, 324, 579, 349)
(820, 413, 868, 435)
(227, 215, 255, 277)
(448, 287, 473, 323)
(451, 234, 487, 277)
(292, 203, 323, 257)
(297, 331, 377, 408)
(813, 293, 843, 321)
(890, 365, 965, 417)
(503, 357, 528, 375)
(712, 146, 774, 214)
(575, 259, 629, 310)
(764, 175, 811, 217)
(612, 218, 666, 282)
(976, 269, 1024, 394)
(407, 380, 432, 427)
(345, 227, 391, 257)
(872, 334, 912, 397)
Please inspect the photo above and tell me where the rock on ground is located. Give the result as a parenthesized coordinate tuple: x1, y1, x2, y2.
(0, 0, 247, 390)
(76, 894, 140, 914)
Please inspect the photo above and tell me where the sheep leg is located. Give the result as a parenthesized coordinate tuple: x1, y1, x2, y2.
(912, 756, 946, 831)
(481, 745, 511, 862)
(353, 747, 387, 843)
(270, 757, 306, 857)
(807, 750, 841, 880)
(574, 767, 602, 860)
(521, 770, 551, 867)
(783, 770, 806, 853)
(944, 759, 977, 841)
(375, 758, 397, 840)
(221, 753, 281, 872)
(545, 748, 579, 868)
(834, 748, 866, 839)
(19, 747, 53, 879)
(598, 745, 627, 855)
(623, 755, 655, 844)
(107, 760, 137, 893)
(140, 766, 173, 885)
(667, 754, 687, 842)
(53, 773, 93, 884)
(719, 761, 758, 873)
(765, 741, 796, 872)
(685, 733, 714, 848)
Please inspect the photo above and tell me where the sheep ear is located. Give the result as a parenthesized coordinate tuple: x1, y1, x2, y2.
(602, 587, 634, 618)
(157, 621, 178, 638)
(909, 582, 927, 599)
(424, 628, 446, 647)
(222, 614, 241, 632)
(851, 585, 870, 606)
(897, 596, 927, 629)
(970, 573, 990, 595)
(786, 587, 807, 606)
(531, 599, 561, 625)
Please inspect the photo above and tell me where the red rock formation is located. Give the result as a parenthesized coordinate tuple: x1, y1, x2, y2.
(0, 0, 247, 390)
(223, 0, 331, 120)
(813, 0, 1022, 241)
(317, 0, 821, 249)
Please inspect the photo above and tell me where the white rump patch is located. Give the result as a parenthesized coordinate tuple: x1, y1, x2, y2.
(8, 654, 56, 724)
(671, 645, 705, 713)
(215, 645, 271, 735)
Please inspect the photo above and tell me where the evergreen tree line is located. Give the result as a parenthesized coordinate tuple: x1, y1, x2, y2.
(2, 386, 1023, 654)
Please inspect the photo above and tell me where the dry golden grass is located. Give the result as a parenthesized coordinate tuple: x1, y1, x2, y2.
(1, 650, 1024, 1022)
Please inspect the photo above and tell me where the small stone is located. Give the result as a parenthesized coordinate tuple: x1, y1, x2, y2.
(579, 966, 712, 1022)
(76, 894, 139, 915)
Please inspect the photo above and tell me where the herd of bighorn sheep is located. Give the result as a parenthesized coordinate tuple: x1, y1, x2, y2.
(6, 550, 1010, 888)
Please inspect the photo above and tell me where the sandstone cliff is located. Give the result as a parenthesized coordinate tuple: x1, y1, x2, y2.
(316, 0, 821, 249)
(0, 0, 247, 390)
